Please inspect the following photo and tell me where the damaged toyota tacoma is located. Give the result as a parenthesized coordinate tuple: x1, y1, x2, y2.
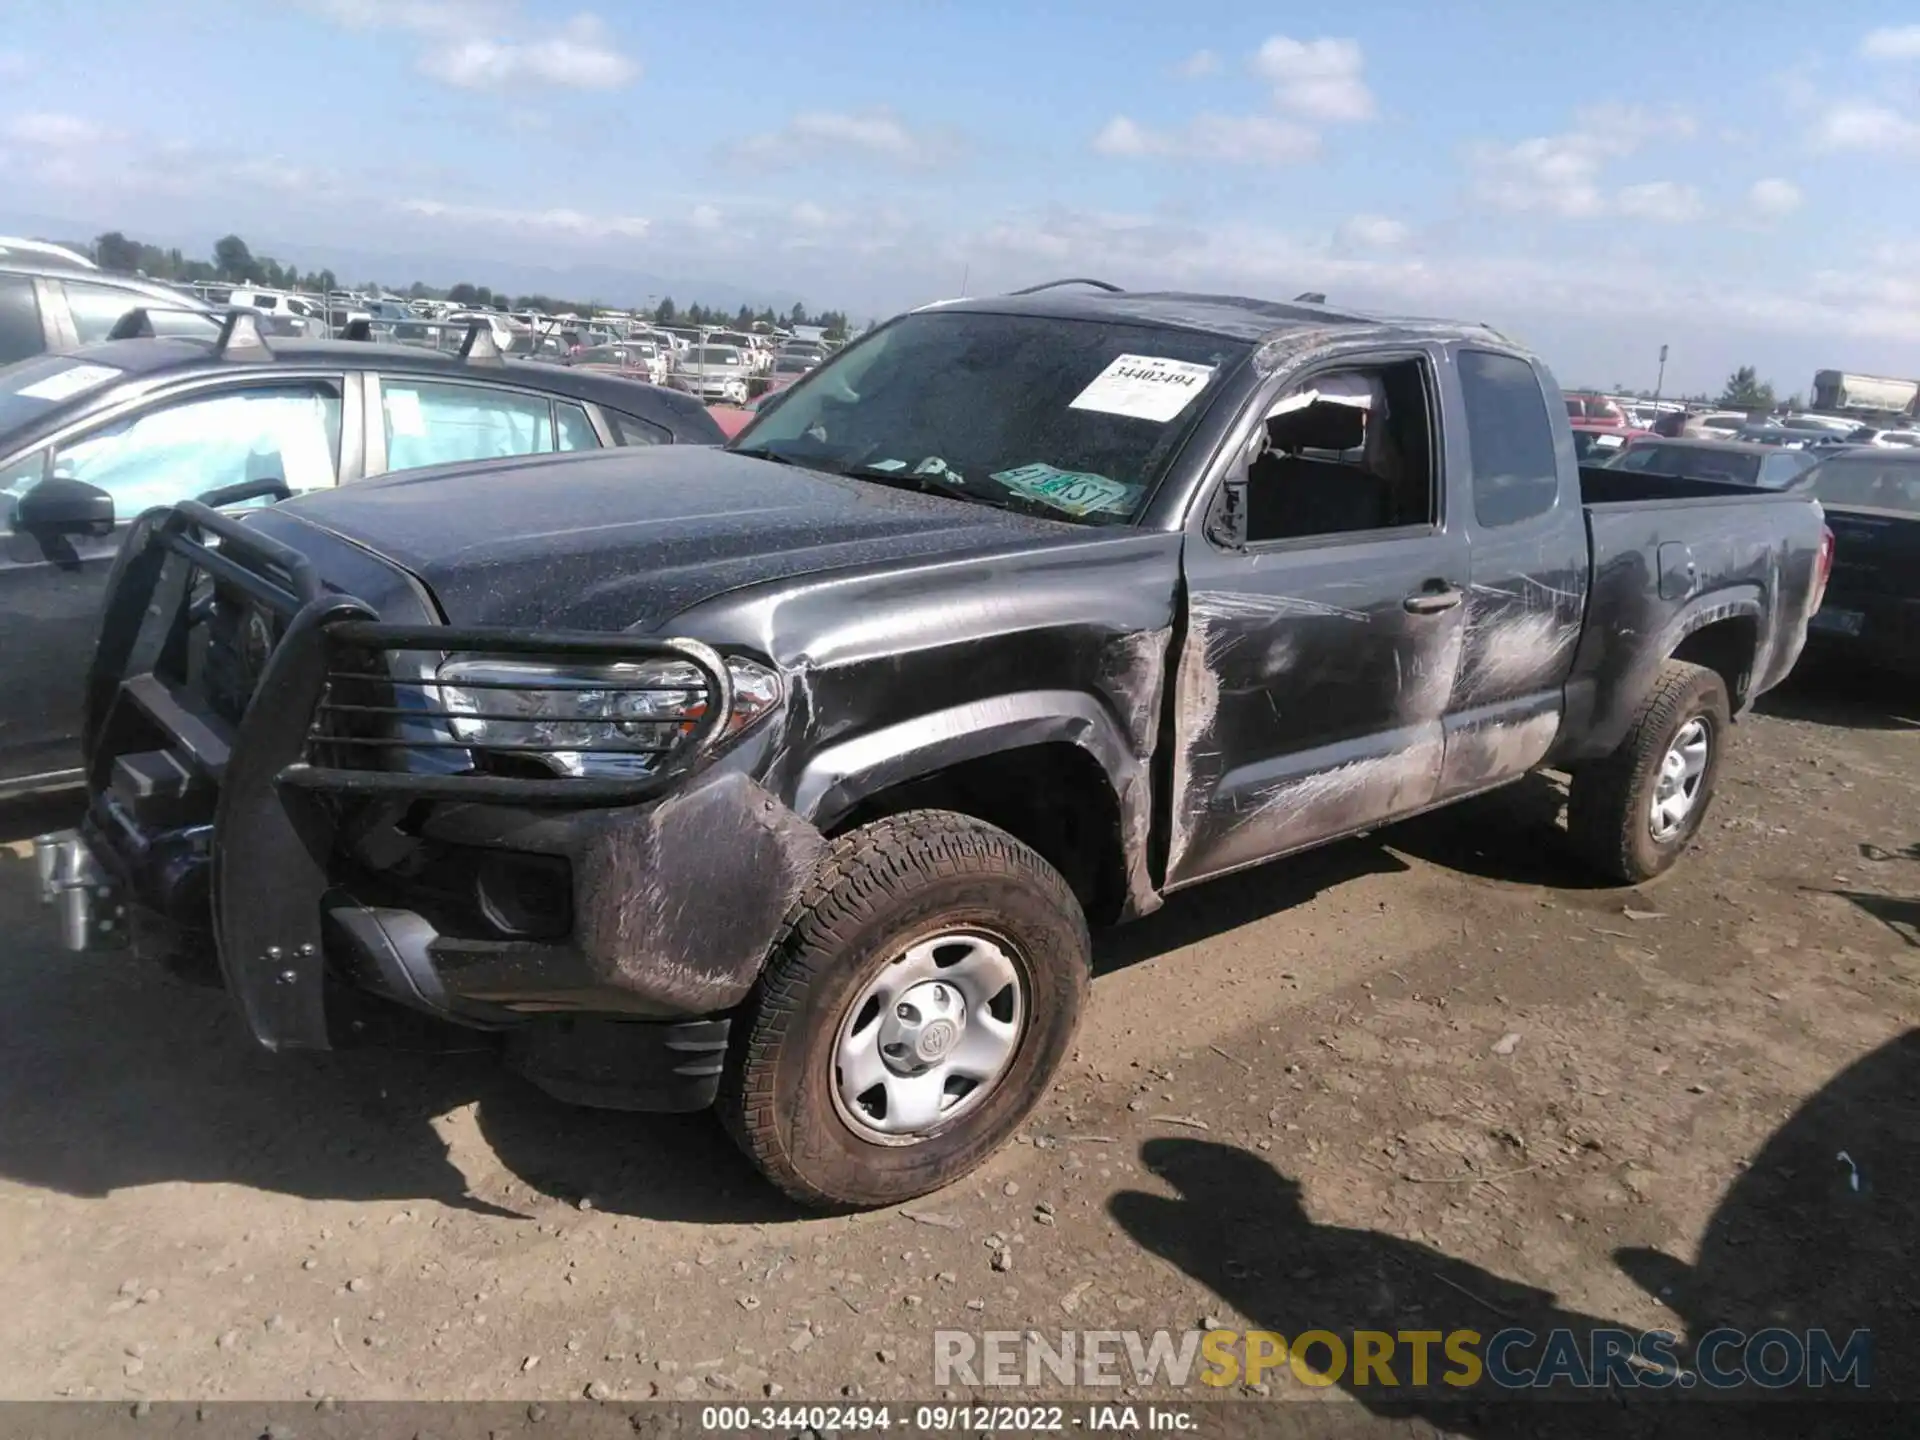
(42, 282, 1833, 1207)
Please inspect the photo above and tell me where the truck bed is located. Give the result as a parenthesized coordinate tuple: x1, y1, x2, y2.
(1579, 464, 1794, 507)
(1557, 472, 1828, 764)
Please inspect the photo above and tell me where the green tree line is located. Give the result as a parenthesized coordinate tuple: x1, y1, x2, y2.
(83, 230, 850, 337)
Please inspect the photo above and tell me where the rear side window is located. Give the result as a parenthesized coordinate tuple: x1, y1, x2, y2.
(380, 379, 557, 473)
(555, 401, 599, 452)
(606, 410, 669, 446)
(1459, 350, 1561, 528)
(0, 274, 44, 364)
(1758, 450, 1818, 489)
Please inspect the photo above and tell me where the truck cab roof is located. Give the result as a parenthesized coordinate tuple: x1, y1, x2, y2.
(922, 285, 1501, 352)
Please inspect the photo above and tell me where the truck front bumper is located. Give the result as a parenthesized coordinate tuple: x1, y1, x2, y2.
(67, 501, 826, 1107)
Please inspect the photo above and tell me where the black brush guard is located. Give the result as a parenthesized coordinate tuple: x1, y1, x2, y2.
(81, 501, 735, 1052)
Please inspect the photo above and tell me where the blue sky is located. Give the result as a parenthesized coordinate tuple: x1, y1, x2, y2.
(1, 0, 1917, 393)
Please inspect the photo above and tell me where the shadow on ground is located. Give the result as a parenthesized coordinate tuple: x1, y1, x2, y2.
(1755, 655, 1920, 732)
(0, 751, 1648, 1225)
(1111, 1029, 1920, 1431)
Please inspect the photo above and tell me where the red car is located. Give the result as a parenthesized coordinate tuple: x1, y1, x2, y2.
(1565, 392, 1630, 426)
(706, 380, 803, 439)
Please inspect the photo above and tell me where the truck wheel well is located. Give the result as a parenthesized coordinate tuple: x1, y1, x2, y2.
(828, 744, 1127, 925)
(1670, 617, 1758, 708)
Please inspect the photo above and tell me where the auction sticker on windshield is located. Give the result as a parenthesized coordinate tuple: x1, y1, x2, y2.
(16, 362, 122, 403)
(992, 462, 1139, 517)
(1069, 354, 1217, 424)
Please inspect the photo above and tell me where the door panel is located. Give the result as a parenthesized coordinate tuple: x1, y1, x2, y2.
(1436, 350, 1590, 800)
(1167, 525, 1469, 887)
(0, 448, 122, 786)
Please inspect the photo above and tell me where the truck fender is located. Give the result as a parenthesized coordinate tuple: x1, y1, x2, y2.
(1565, 586, 1765, 762)
(791, 689, 1156, 914)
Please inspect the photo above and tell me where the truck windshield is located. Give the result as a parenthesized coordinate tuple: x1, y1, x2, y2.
(729, 310, 1249, 525)
(1803, 454, 1920, 514)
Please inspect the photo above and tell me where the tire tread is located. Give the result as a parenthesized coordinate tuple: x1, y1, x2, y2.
(1568, 658, 1727, 884)
(719, 810, 1087, 1208)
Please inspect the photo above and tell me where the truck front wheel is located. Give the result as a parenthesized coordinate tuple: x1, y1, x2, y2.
(1568, 658, 1731, 884)
(719, 810, 1091, 1209)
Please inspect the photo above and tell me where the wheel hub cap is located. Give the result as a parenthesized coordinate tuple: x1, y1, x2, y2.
(832, 932, 1027, 1143)
(1649, 716, 1710, 842)
(880, 982, 966, 1070)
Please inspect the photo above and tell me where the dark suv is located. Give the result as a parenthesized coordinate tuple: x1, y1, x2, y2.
(0, 260, 220, 364)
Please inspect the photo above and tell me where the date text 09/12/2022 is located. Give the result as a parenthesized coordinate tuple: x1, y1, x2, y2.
(698, 1404, 1197, 1433)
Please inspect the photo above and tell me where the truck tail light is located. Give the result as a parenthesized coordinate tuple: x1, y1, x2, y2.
(1811, 526, 1835, 615)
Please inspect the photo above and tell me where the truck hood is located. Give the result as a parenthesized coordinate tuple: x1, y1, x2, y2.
(274, 445, 1094, 631)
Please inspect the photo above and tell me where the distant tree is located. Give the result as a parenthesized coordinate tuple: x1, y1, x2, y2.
(213, 234, 254, 282)
(446, 282, 479, 305)
(1785, 392, 1805, 411)
(93, 231, 141, 273)
(654, 296, 676, 323)
(1719, 366, 1775, 411)
(789, 302, 808, 326)
(314, 268, 337, 293)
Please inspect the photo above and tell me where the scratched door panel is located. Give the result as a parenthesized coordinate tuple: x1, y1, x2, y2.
(1166, 525, 1469, 889)
(1436, 514, 1590, 801)
(1435, 348, 1592, 802)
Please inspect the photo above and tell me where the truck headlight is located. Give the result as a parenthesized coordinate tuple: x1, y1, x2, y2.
(435, 654, 781, 777)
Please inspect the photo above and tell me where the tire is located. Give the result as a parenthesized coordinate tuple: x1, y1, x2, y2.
(719, 810, 1091, 1209)
(1568, 659, 1731, 884)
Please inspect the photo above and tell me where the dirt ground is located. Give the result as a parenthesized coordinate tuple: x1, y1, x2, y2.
(1, 660, 1914, 1431)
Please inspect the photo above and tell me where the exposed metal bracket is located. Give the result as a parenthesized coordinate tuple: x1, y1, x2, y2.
(458, 319, 505, 364)
(214, 308, 273, 361)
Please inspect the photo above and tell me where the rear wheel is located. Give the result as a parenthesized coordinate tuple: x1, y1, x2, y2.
(1568, 659, 1730, 883)
(718, 810, 1090, 1209)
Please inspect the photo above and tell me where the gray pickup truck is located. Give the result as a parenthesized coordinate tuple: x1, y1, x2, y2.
(42, 282, 1832, 1208)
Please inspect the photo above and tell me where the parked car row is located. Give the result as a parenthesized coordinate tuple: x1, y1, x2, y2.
(0, 311, 722, 798)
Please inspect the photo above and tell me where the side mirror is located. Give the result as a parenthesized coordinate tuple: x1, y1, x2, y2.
(15, 476, 115, 537)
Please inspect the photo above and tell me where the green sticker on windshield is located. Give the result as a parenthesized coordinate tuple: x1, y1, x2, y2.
(992, 462, 1139, 517)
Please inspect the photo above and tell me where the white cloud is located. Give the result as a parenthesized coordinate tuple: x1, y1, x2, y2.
(956, 205, 1920, 361)
(1615, 180, 1705, 224)
(1250, 36, 1374, 123)
(3, 112, 112, 147)
(1469, 105, 1697, 218)
(1815, 101, 1920, 154)
(728, 109, 959, 170)
(1338, 214, 1410, 248)
(0, 50, 27, 76)
(1091, 113, 1319, 165)
(1173, 49, 1219, 79)
(308, 1, 636, 90)
(1747, 177, 1804, 218)
(1862, 24, 1920, 60)
(688, 204, 723, 231)
(422, 16, 635, 89)
(791, 201, 833, 229)
(397, 198, 650, 240)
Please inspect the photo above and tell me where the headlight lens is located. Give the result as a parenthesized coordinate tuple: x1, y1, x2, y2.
(435, 654, 781, 777)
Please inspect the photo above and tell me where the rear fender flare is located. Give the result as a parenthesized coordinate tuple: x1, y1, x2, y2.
(1571, 586, 1764, 761)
